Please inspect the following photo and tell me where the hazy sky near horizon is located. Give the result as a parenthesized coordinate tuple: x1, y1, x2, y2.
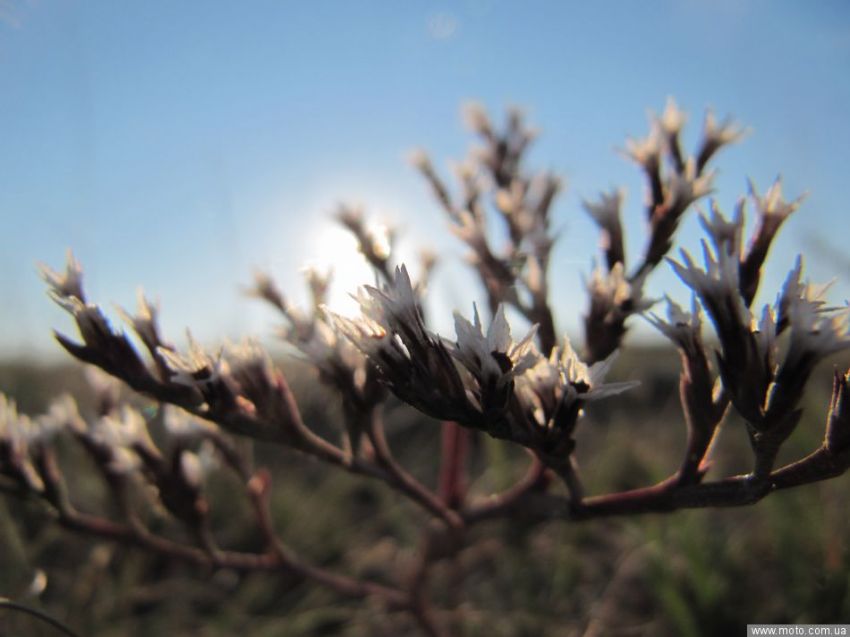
(2, 1, 849, 360)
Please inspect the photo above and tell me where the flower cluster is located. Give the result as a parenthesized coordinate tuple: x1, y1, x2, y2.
(581, 98, 746, 363)
(328, 265, 638, 451)
(667, 195, 850, 466)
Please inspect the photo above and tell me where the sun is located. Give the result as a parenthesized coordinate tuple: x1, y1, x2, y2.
(302, 222, 378, 316)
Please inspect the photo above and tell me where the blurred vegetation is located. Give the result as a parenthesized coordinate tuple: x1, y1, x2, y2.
(2, 348, 849, 636)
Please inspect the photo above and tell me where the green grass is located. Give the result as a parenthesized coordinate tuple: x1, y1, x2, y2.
(1, 351, 849, 635)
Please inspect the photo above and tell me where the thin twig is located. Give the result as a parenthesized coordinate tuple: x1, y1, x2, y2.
(0, 597, 81, 637)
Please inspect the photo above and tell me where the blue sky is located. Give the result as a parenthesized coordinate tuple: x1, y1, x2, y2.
(2, 1, 849, 360)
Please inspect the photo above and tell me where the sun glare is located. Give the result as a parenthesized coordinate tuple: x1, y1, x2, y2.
(303, 222, 375, 315)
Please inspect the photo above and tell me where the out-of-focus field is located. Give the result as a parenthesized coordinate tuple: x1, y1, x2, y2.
(2, 348, 849, 636)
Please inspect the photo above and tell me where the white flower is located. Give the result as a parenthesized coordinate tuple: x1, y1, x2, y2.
(38, 249, 85, 301)
(77, 405, 156, 474)
(668, 241, 745, 322)
(158, 333, 222, 389)
(585, 262, 653, 314)
(101, 405, 153, 446)
(785, 287, 850, 361)
(1, 394, 84, 492)
(658, 96, 687, 135)
(461, 101, 493, 136)
(515, 353, 563, 428)
(749, 177, 807, 221)
(583, 189, 623, 230)
(559, 339, 638, 401)
(117, 289, 161, 348)
(224, 338, 274, 379)
(698, 199, 744, 257)
(179, 441, 217, 490)
(328, 310, 394, 361)
(751, 304, 778, 367)
(449, 209, 487, 249)
(776, 256, 836, 327)
(328, 265, 479, 425)
(702, 110, 748, 148)
(664, 159, 714, 212)
(325, 265, 432, 380)
(622, 126, 663, 168)
(452, 304, 539, 387)
(0, 398, 45, 492)
(1, 394, 29, 450)
(645, 295, 703, 349)
(407, 147, 432, 172)
(247, 270, 287, 312)
(302, 266, 333, 308)
(515, 338, 638, 429)
(163, 405, 218, 439)
(38, 394, 82, 439)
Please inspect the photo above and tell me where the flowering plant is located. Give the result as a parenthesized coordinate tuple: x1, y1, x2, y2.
(2, 100, 848, 635)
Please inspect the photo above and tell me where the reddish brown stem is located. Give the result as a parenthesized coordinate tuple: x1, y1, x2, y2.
(462, 455, 550, 524)
(438, 421, 469, 510)
(367, 410, 464, 529)
(467, 445, 850, 524)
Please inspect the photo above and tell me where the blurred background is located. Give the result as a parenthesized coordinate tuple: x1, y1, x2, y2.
(2, 2, 850, 635)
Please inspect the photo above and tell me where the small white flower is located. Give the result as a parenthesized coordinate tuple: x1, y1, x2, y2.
(698, 200, 744, 256)
(117, 289, 161, 348)
(645, 295, 703, 349)
(668, 242, 742, 309)
(98, 405, 154, 449)
(452, 304, 539, 387)
(361, 265, 426, 340)
(658, 96, 687, 135)
(158, 333, 222, 389)
(452, 158, 479, 184)
(449, 209, 487, 249)
(4, 396, 69, 449)
(180, 449, 202, 489)
(558, 339, 638, 401)
(461, 101, 492, 136)
(327, 311, 393, 361)
(302, 266, 332, 308)
(224, 338, 273, 378)
(80, 405, 156, 474)
(38, 394, 82, 439)
(748, 177, 807, 221)
(0, 395, 45, 491)
(664, 159, 714, 212)
(163, 405, 218, 439)
(515, 337, 638, 429)
(751, 304, 778, 366)
(702, 110, 748, 148)
(585, 263, 653, 314)
(407, 147, 432, 172)
(38, 249, 85, 301)
(583, 189, 623, 230)
(776, 256, 837, 326)
(247, 270, 287, 312)
(1, 394, 29, 450)
(180, 441, 218, 490)
(622, 126, 663, 168)
(325, 265, 428, 370)
(785, 287, 850, 361)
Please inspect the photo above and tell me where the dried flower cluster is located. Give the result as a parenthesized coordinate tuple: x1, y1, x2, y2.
(2, 100, 849, 636)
